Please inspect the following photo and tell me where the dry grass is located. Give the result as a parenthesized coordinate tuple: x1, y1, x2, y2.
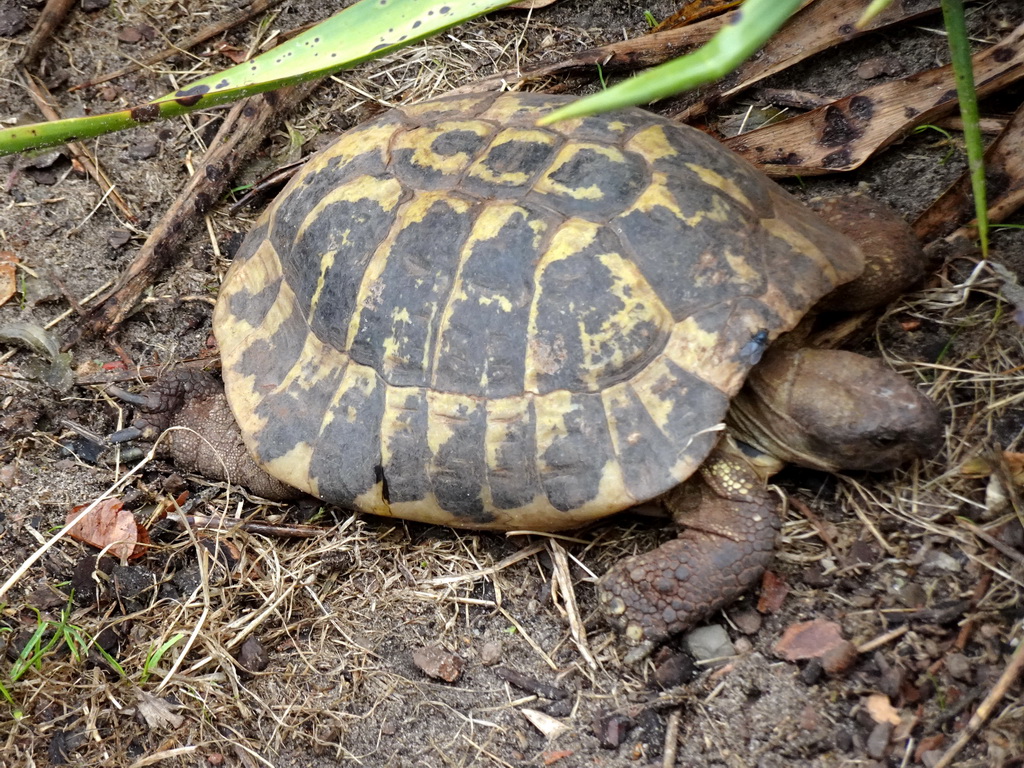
(1, 3, 1023, 767)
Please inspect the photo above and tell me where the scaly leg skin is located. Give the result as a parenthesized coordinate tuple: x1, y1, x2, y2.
(599, 445, 779, 662)
(110, 369, 299, 502)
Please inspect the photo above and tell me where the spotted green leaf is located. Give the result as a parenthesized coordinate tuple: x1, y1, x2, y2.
(0, 0, 516, 156)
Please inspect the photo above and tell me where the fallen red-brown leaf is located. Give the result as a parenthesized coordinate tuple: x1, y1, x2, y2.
(66, 498, 149, 561)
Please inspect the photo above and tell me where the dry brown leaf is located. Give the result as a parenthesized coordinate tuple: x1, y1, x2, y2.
(757, 570, 789, 614)
(915, 101, 1024, 242)
(865, 693, 902, 726)
(774, 619, 847, 661)
(676, 0, 941, 123)
(654, 0, 743, 32)
(962, 452, 1024, 485)
(66, 498, 149, 560)
(725, 19, 1024, 176)
(0, 251, 17, 307)
(135, 690, 184, 729)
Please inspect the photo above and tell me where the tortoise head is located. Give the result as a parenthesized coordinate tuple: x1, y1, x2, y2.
(727, 348, 942, 473)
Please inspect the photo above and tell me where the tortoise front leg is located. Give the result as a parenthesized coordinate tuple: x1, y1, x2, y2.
(599, 443, 779, 659)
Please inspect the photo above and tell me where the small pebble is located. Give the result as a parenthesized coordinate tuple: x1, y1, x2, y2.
(798, 704, 822, 732)
(653, 651, 694, 688)
(800, 659, 823, 685)
(128, 138, 159, 160)
(0, 7, 28, 36)
(81, 0, 111, 10)
(108, 229, 133, 248)
(594, 712, 633, 749)
(896, 583, 927, 608)
(684, 624, 734, 661)
(879, 666, 904, 699)
(866, 721, 893, 759)
(733, 636, 753, 654)
(921, 550, 960, 574)
(945, 652, 972, 682)
(479, 640, 502, 666)
(236, 636, 269, 674)
(856, 56, 901, 80)
(731, 608, 762, 635)
(821, 640, 859, 677)
(412, 645, 464, 683)
(835, 729, 854, 752)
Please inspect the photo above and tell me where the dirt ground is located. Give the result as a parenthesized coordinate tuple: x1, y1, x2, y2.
(1, 1, 1023, 766)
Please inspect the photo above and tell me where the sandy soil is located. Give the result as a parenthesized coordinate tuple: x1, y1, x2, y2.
(0, 1, 1022, 766)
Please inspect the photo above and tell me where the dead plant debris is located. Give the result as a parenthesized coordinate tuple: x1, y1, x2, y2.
(0, 1, 1022, 766)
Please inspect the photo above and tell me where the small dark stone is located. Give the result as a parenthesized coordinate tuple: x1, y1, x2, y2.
(112, 565, 157, 612)
(59, 436, 105, 465)
(731, 608, 763, 635)
(866, 721, 893, 759)
(24, 166, 61, 186)
(835, 729, 854, 752)
(48, 729, 79, 765)
(81, 0, 111, 11)
(70, 555, 116, 605)
(855, 56, 902, 80)
(544, 698, 572, 718)
(172, 565, 203, 596)
(845, 539, 877, 568)
(654, 650, 695, 688)
(896, 582, 927, 608)
(108, 228, 133, 249)
(128, 138, 159, 160)
(0, 6, 28, 36)
(945, 652, 973, 682)
(161, 473, 188, 496)
(92, 624, 122, 656)
(879, 666, 905, 699)
(117, 26, 143, 43)
(801, 562, 834, 588)
(236, 636, 270, 674)
(800, 659, 823, 685)
(479, 640, 502, 666)
(595, 712, 634, 748)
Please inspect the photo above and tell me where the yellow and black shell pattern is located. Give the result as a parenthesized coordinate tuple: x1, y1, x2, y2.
(213, 92, 863, 531)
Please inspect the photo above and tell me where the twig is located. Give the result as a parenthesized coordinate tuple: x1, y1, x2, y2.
(932, 636, 1024, 768)
(959, 520, 1024, 566)
(548, 540, 597, 670)
(955, 566, 992, 651)
(20, 69, 137, 223)
(788, 495, 842, 560)
(70, 0, 285, 91)
(856, 624, 909, 654)
(454, 13, 728, 94)
(724, 19, 1024, 176)
(662, 708, 681, 768)
(67, 78, 321, 345)
(174, 512, 321, 538)
(19, 0, 76, 66)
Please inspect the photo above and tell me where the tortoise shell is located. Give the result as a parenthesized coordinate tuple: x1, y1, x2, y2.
(213, 92, 862, 530)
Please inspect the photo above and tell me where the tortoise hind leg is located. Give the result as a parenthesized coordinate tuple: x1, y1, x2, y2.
(599, 443, 779, 660)
(110, 369, 300, 502)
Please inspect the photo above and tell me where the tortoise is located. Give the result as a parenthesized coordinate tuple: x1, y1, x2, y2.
(113, 92, 942, 651)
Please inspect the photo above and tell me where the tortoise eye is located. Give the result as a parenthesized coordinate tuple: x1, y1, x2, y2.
(870, 432, 900, 449)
